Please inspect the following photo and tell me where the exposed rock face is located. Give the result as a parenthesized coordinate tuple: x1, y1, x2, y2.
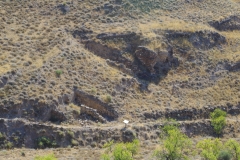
(85, 41, 130, 65)
(75, 31, 179, 83)
(0, 117, 238, 149)
(72, 28, 93, 40)
(73, 89, 118, 121)
(167, 30, 226, 50)
(143, 103, 240, 121)
(135, 47, 158, 74)
(122, 129, 136, 142)
(209, 16, 240, 31)
(135, 46, 173, 74)
(229, 62, 240, 72)
(80, 105, 107, 123)
(0, 99, 66, 123)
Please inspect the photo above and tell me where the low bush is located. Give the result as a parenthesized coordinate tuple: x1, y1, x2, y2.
(37, 137, 57, 149)
(34, 153, 57, 160)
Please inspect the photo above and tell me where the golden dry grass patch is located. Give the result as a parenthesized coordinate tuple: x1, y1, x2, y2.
(185, 75, 240, 108)
(221, 30, 240, 40)
(208, 47, 240, 63)
(138, 18, 214, 34)
(0, 64, 11, 74)
(30, 46, 60, 69)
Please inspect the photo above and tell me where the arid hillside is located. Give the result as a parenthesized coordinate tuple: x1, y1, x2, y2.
(0, 0, 240, 159)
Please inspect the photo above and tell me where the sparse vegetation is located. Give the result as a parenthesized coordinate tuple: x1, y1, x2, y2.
(37, 137, 57, 149)
(102, 139, 140, 160)
(55, 70, 63, 77)
(71, 139, 79, 146)
(2, 0, 240, 159)
(68, 103, 81, 115)
(34, 153, 57, 160)
(104, 95, 112, 103)
(57, 130, 65, 138)
(67, 130, 74, 138)
(4, 142, 13, 149)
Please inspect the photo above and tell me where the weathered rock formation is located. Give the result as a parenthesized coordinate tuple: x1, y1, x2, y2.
(73, 89, 118, 121)
(229, 62, 240, 72)
(166, 30, 226, 50)
(209, 16, 240, 31)
(80, 105, 107, 123)
(0, 117, 238, 149)
(143, 103, 240, 121)
(135, 46, 173, 74)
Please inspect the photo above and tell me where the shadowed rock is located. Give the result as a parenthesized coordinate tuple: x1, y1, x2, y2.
(73, 89, 118, 121)
(209, 16, 240, 31)
(166, 30, 226, 50)
(229, 62, 240, 72)
(135, 46, 173, 74)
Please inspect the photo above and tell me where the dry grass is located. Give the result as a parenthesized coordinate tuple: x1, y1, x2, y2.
(185, 73, 240, 107)
(0, 64, 11, 74)
(1, 1, 240, 158)
(138, 18, 214, 34)
(0, 148, 102, 160)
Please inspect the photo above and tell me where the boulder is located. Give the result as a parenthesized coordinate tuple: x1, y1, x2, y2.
(135, 46, 173, 74)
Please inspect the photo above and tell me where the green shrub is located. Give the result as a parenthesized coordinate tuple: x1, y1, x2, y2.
(67, 130, 74, 138)
(34, 153, 57, 160)
(4, 141, 13, 149)
(154, 123, 192, 160)
(0, 132, 5, 140)
(55, 70, 63, 77)
(210, 109, 227, 136)
(57, 130, 65, 138)
(105, 95, 112, 103)
(37, 137, 57, 149)
(71, 139, 78, 146)
(102, 139, 140, 160)
(101, 154, 110, 160)
(225, 139, 240, 160)
(113, 143, 133, 160)
(197, 138, 223, 160)
(126, 139, 140, 157)
(21, 152, 25, 157)
(218, 150, 232, 160)
(103, 140, 114, 152)
(161, 119, 179, 136)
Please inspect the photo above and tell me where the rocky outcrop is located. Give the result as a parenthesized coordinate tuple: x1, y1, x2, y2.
(166, 30, 226, 50)
(72, 28, 93, 40)
(229, 62, 240, 72)
(143, 103, 240, 121)
(85, 41, 131, 66)
(135, 46, 159, 74)
(73, 89, 118, 121)
(80, 105, 107, 123)
(0, 117, 238, 149)
(0, 99, 66, 123)
(135, 46, 174, 74)
(76, 32, 179, 83)
(209, 16, 240, 31)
